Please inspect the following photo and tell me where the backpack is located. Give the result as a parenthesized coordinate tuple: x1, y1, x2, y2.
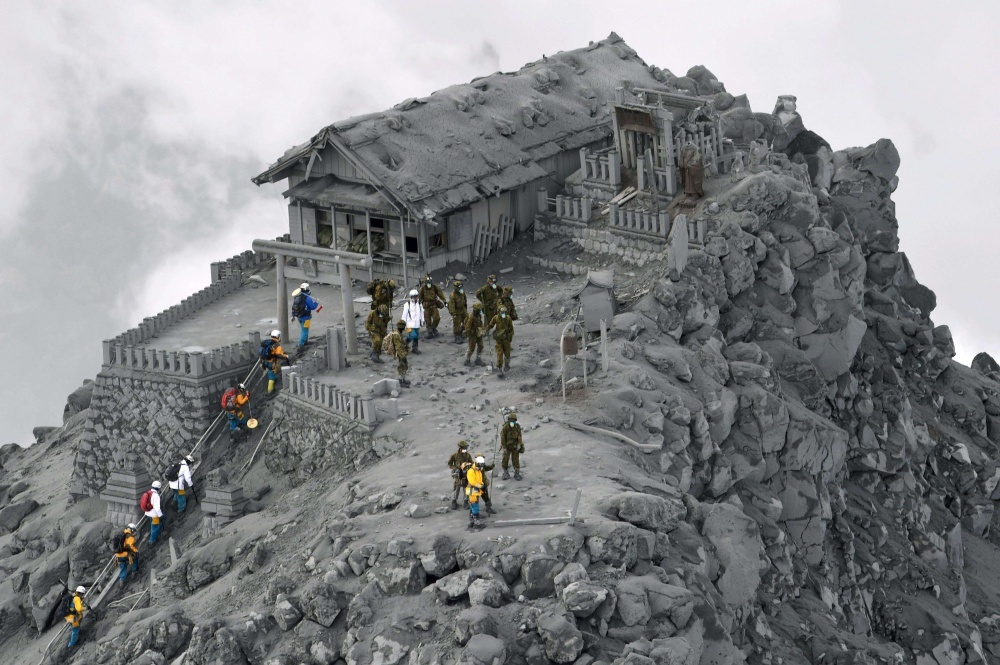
(259, 339, 276, 361)
(221, 387, 237, 410)
(139, 490, 154, 513)
(382, 332, 396, 356)
(110, 531, 126, 554)
(366, 279, 382, 298)
(291, 292, 308, 318)
(165, 462, 181, 483)
(59, 594, 76, 617)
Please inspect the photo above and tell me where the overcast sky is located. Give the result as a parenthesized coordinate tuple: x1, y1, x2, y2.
(2, 1, 997, 445)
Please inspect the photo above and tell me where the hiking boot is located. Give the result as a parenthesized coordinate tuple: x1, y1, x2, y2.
(411, 339, 421, 354)
(503, 363, 510, 372)
(464, 357, 472, 367)
(497, 367, 505, 378)
(502, 469, 511, 480)
(454, 334, 462, 344)
(463, 499, 470, 509)
(467, 517, 476, 530)
(474, 355, 484, 366)
(399, 377, 411, 388)
(514, 470, 522, 481)
(450, 499, 459, 510)
(485, 503, 496, 515)
(474, 518, 485, 530)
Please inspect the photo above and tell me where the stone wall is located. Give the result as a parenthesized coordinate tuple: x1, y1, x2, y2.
(533, 215, 667, 268)
(264, 394, 392, 485)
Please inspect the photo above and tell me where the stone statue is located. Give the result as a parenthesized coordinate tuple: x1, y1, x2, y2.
(749, 140, 765, 173)
(730, 151, 745, 183)
(678, 139, 705, 198)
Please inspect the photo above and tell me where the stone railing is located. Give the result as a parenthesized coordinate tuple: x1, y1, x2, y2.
(210, 248, 273, 283)
(283, 373, 377, 427)
(609, 204, 671, 238)
(536, 188, 593, 223)
(102, 333, 262, 379)
(580, 147, 621, 187)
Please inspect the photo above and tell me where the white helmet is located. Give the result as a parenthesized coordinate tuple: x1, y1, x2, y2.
(270, 329, 281, 340)
(409, 289, 419, 298)
(127, 523, 136, 530)
(184, 454, 194, 463)
(75, 586, 86, 594)
(152, 481, 162, 489)
(475, 456, 486, 465)
(300, 282, 310, 292)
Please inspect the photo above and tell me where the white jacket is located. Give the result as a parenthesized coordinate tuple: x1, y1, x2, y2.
(144, 489, 162, 518)
(168, 461, 193, 491)
(402, 301, 425, 329)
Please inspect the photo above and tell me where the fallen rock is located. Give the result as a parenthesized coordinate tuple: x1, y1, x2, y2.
(537, 611, 584, 663)
(274, 594, 303, 631)
(521, 553, 565, 599)
(372, 557, 426, 595)
(298, 580, 342, 628)
(599, 492, 685, 532)
(561, 581, 608, 617)
(461, 634, 508, 665)
(468, 577, 508, 608)
(455, 606, 499, 646)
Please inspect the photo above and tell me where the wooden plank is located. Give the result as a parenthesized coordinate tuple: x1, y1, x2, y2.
(492, 516, 572, 527)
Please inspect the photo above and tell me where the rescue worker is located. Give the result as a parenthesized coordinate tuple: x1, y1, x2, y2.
(386, 319, 411, 388)
(499, 285, 518, 321)
(169, 455, 195, 513)
(115, 524, 139, 587)
(222, 382, 250, 441)
(418, 274, 446, 338)
(448, 280, 468, 343)
(476, 274, 500, 325)
(402, 289, 425, 354)
(291, 282, 322, 350)
(375, 278, 396, 310)
(366, 277, 384, 310)
(65, 586, 88, 649)
(464, 303, 486, 366)
(145, 480, 164, 544)
(486, 305, 515, 377)
(261, 329, 290, 397)
(465, 455, 496, 515)
(467, 483, 484, 530)
(500, 412, 524, 480)
(365, 304, 389, 363)
(447, 440, 474, 510)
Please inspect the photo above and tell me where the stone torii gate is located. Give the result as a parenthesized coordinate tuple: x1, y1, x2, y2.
(251, 239, 373, 354)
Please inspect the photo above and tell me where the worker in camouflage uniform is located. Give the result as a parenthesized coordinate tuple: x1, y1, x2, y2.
(476, 274, 500, 327)
(374, 278, 396, 311)
(418, 274, 446, 339)
(365, 304, 389, 363)
(465, 302, 486, 366)
(447, 280, 468, 344)
(499, 285, 518, 321)
(447, 440, 474, 510)
(386, 319, 411, 388)
(486, 305, 514, 377)
(500, 412, 524, 480)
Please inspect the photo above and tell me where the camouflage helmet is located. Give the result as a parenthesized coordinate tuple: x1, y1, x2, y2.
(454, 280, 463, 288)
(387, 279, 396, 288)
(458, 440, 468, 449)
(377, 304, 389, 317)
(508, 412, 517, 421)
(397, 319, 407, 329)
(498, 305, 508, 313)
(424, 274, 433, 282)
(502, 285, 513, 295)
(488, 274, 497, 283)
(473, 302, 484, 310)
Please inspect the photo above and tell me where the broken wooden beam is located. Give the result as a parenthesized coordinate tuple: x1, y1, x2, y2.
(492, 516, 573, 527)
(558, 421, 660, 454)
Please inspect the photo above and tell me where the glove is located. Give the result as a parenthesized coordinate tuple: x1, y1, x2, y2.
(316, 305, 323, 312)
(284, 358, 292, 366)
(518, 446, 524, 454)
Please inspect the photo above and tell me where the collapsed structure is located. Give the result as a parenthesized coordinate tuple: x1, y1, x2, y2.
(2, 32, 999, 665)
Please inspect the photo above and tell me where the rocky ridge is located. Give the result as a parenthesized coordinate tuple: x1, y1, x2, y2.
(1, 66, 999, 665)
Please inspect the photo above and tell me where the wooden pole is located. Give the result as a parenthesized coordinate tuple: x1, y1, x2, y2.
(276, 253, 289, 343)
(365, 211, 373, 281)
(340, 263, 358, 353)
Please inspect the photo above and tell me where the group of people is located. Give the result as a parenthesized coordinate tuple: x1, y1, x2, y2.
(446, 411, 525, 529)
(365, 273, 519, 387)
(65, 454, 195, 649)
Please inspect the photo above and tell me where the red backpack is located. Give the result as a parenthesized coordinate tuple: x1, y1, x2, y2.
(221, 387, 237, 410)
(139, 490, 154, 512)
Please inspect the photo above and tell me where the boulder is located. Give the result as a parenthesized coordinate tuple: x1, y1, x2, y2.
(521, 553, 564, 599)
(0, 499, 38, 535)
(274, 594, 303, 631)
(537, 612, 585, 663)
(798, 315, 867, 381)
(461, 634, 508, 665)
(298, 580, 342, 628)
(435, 569, 475, 600)
(28, 551, 69, 631)
(553, 562, 589, 596)
(186, 535, 240, 591)
(701, 503, 762, 608)
(561, 581, 608, 617)
(586, 522, 639, 568)
(63, 380, 95, 423)
(186, 620, 248, 665)
(372, 634, 409, 664)
(372, 557, 426, 595)
(469, 577, 508, 608)
(418, 535, 458, 577)
(599, 492, 684, 532)
(853, 138, 900, 182)
(455, 606, 499, 646)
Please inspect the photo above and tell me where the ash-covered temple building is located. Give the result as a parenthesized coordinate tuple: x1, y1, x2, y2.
(252, 33, 730, 286)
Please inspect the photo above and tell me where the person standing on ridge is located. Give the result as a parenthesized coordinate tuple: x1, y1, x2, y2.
(447, 440, 473, 510)
(465, 303, 486, 367)
(402, 289, 425, 355)
(167, 455, 194, 513)
(366, 304, 389, 363)
(221, 382, 251, 442)
(448, 280, 468, 344)
(500, 412, 524, 480)
(64, 585, 89, 649)
(260, 330, 291, 397)
(418, 274, 446, 339)
(486, 305, 515, 377)
(290, 282, 322, 351)
(141, 480, 164, 544)
(114, 524, 139, 587)
(476, 274, 500, 327)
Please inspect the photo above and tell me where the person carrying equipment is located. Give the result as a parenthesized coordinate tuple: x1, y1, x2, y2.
(366, 278, 384, 310)
(465, 455, 496, 516)
(168, 455, 195, 512)
(374, 278, 396, 311)
(447, 440, 473, 510)
(114, 524, 139, 587)
(384, 320, 411, 388)
(418, 274, 446, 339)
(64, 585, 89, 648)
(500, 285, 518, 321)
(221, 382, 251, 441)
(366, 304, 389, 364)
(486, 305, 515, 377)
(260, 329, 291, 397)
(402, 289, 425, 354)
(290, 282, 323, 350)
(448, 280, 468, 344)
(476, 274, 500, 325)
(500, 412, 524, 480)
(141, 480, 164, 544)
(464, 303, 486, 366)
